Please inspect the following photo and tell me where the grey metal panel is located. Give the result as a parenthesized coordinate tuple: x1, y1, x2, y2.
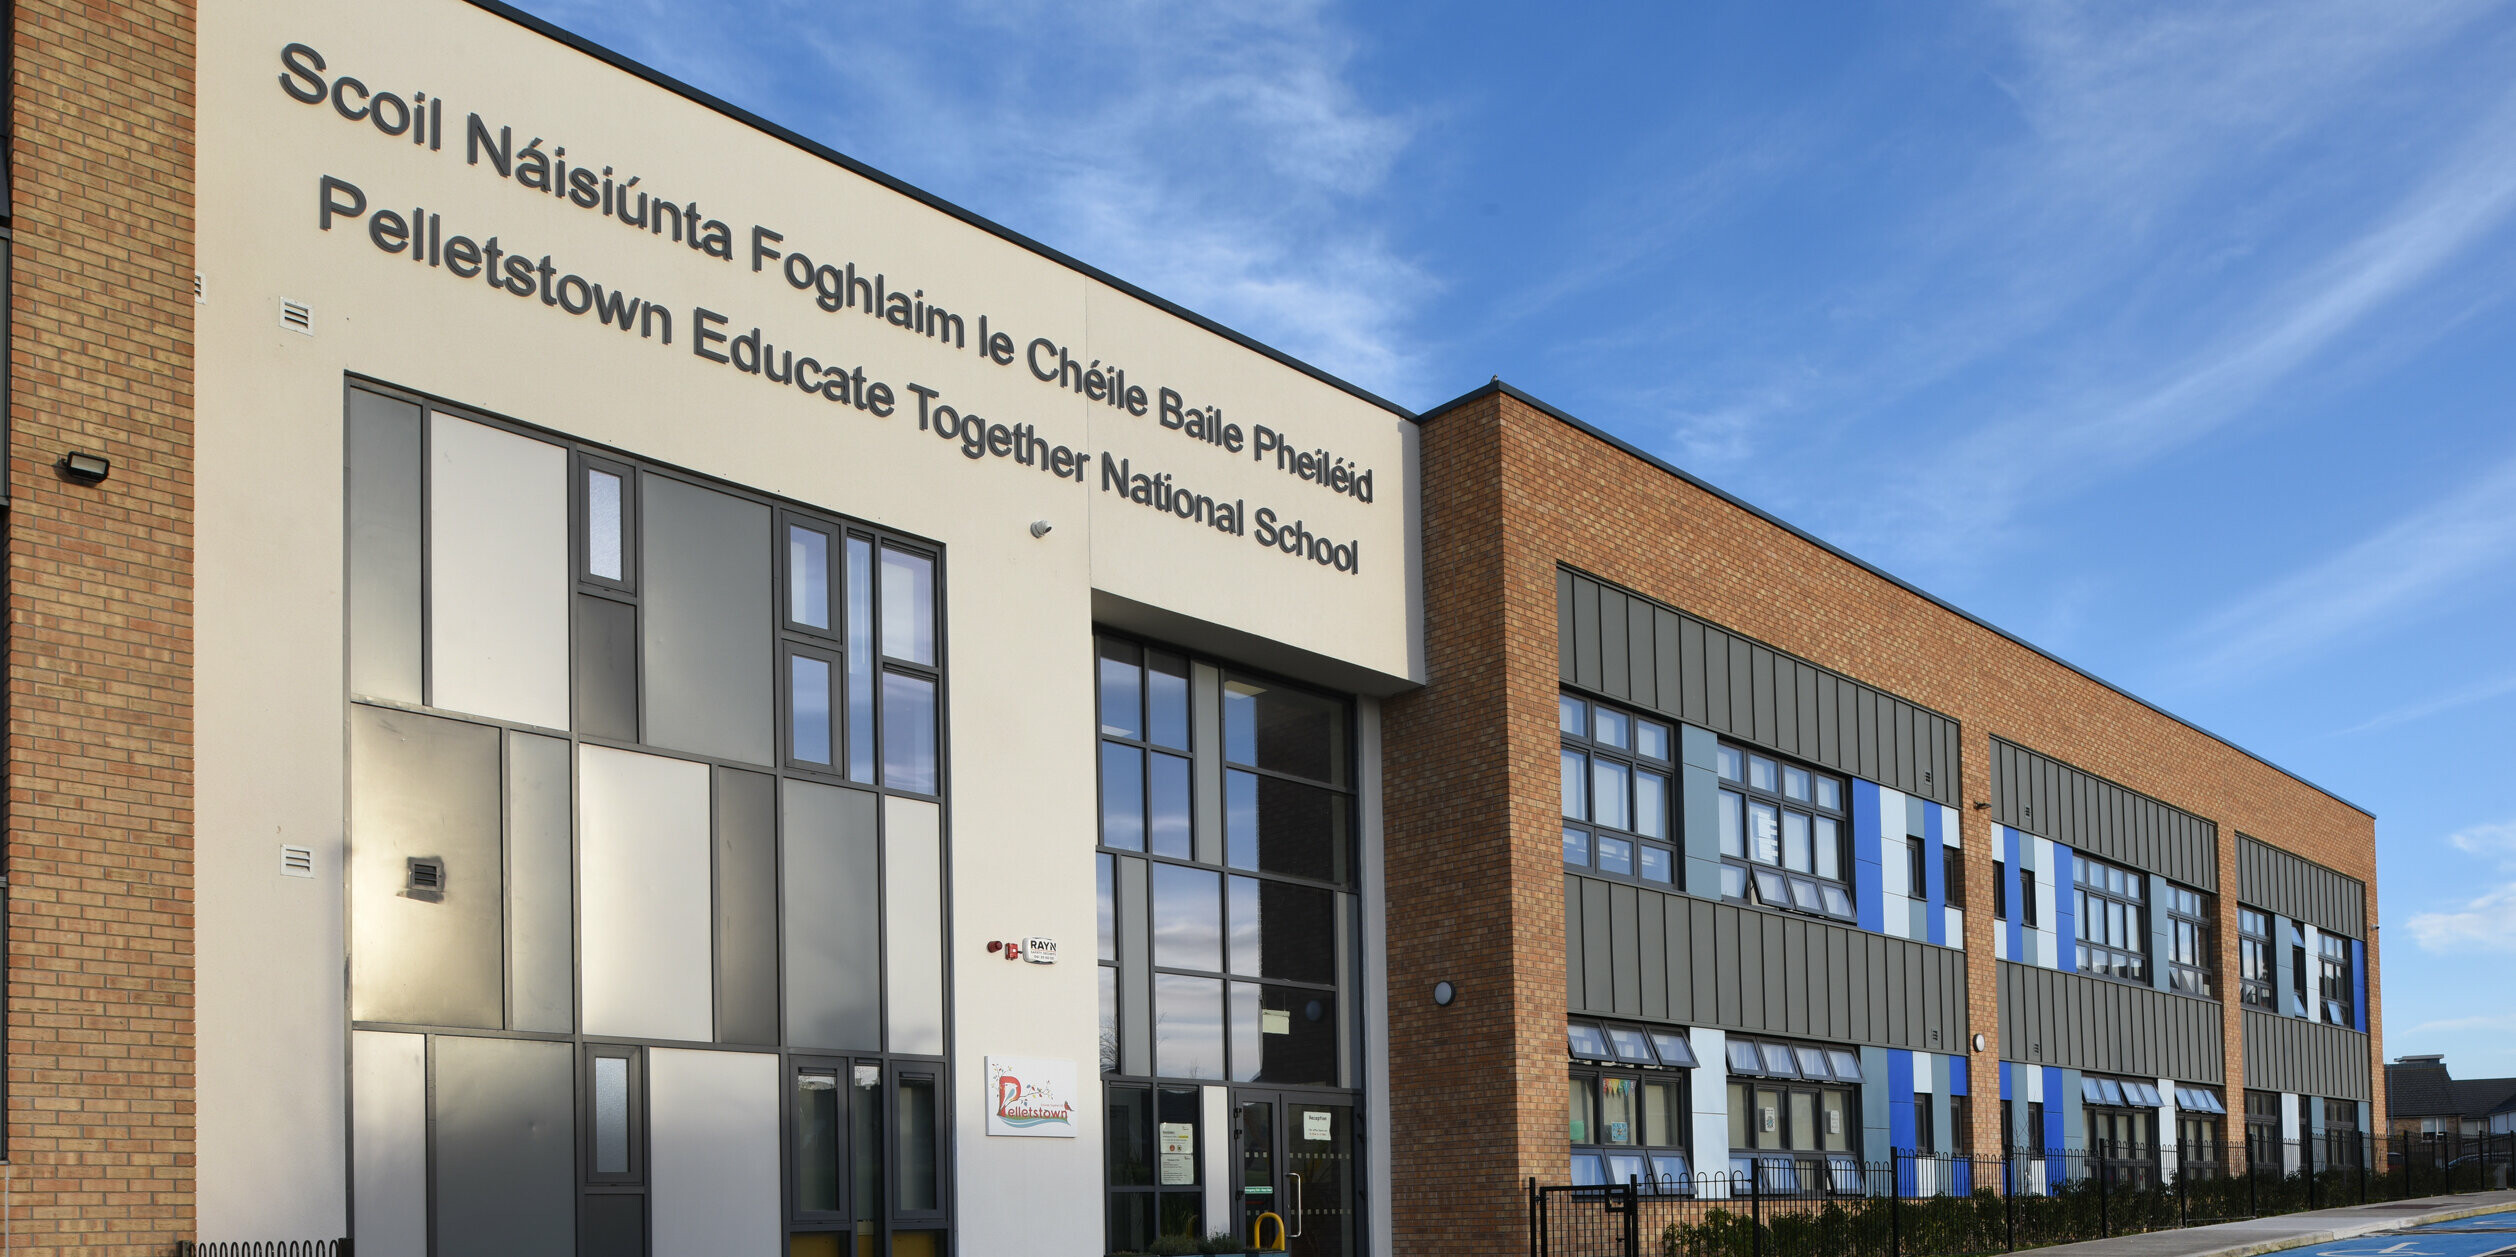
(506, 732, 573, 1034)
(573, 594, 639, 743)
(1638, 890, 1668, 1022)
(1688, 899, 1718, 1025)
(349, 705, 504, 1029)
(1582, 879, 1615, 1013)
(1558, 569, 1577, 685)
(2242, 1010, 2372, 1100)
(1771, 657, 1798, 755)
(347, 388, 424, 704)
(782, 780, 881, 1052)
(1573, 578, 1602, 691)
(1761, 915, 1788, 1030)
(1782, 919, 1808, 1036)
(1855, 689, 1879, 783)
(1991, 737, 2219, 893)
(1654, 610, 1683, 722)
(1729, 642, 1756, 744)
(433, 1035, 575, 1257)
(1120, 857, 1152, 1075)
(1996, 961, 2225, 1083)
(1600, 587, 1630, 699)
(2236, 835, 2365, 939)
(1609, 883, 1643, 1015)
(643, 474, 774, 765)
(1678, 617, 1707, 726)
(1567, 877, 1585, 1011)
(1629, 599, 1659, 711)
(714, 768, 779, 1045)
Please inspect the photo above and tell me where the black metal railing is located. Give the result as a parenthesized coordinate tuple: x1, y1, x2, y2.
(1531, 1132, 2516, 1257)
(174, 1241, 351, 1257)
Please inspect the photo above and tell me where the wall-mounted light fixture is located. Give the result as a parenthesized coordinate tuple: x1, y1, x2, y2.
(1432, 981, 1457, 1007)
(57, 451, 111, 485)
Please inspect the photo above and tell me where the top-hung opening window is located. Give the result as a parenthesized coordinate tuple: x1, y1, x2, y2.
(1559, 694, 1676, 887)
(1713, 743, 1853, 922)
(2237, 909, 2275, 1010)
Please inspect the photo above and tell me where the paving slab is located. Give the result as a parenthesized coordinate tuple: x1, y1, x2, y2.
(2013, 1191, 2516, 1257)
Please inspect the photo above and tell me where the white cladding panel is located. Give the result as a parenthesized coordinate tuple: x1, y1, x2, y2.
(578, 746, 713, 1041)
(350, 1031, 427, 1257)
(426, 413, 570, 729)
(649, 1048, 783, 1257)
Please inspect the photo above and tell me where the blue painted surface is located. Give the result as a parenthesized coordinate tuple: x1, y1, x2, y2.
(1950, 1053, 1969, 1097)
(1924, 803, 1947, 945)
(2283, 1232, 2516, 1257)
(1889, 1049, 1915, 1149)
(2042, 1064, 2068, 1194)
(2051, 845, 2076, 967)
(1999, 1060, 2013, 1102)
(2353, 939, 2369, 1032)
(1853, 779, 1885, 932)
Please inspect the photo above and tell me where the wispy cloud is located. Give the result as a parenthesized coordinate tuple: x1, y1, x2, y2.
(517, 0, 1434, 398)
(2402, 820, 2516, 953)
(2334, 672, 2516, 736)
(2173, 453, 2516, 683)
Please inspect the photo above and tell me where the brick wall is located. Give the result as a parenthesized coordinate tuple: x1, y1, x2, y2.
(1384, 387, 2380, 1246)
(6, 1, 198, 1252)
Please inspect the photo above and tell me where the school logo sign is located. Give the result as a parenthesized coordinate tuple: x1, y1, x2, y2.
(985, 1056, 1078, 1138)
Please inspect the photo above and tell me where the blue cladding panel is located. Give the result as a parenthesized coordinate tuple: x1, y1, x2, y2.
(1889, 1050, 1916, 1151)
(1950, 1054, 1969, 1097)
(2051, 846, 2076, 968)
(2352, 940, 2368, 1032)
(2004, 827, 2025, 961)
(1854, 779, 1884, 933)
(1924, 804, 1947, 945)
(1999, 1061, 2013, 1102)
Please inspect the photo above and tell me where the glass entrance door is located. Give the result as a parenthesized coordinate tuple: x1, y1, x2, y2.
(1235, 1093, 1356, 1257)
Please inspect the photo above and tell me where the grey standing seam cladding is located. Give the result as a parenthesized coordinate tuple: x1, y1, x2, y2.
(432, 1035, 577, 1257)
(1991, 737, 2218, 893)
(1565, 874, 1965, 1052)
(1994, 961, 2225, 1083)
(1554, 570, 1959, 805)
(2236, 836, 2366, 939)
(2242, 1009, 2372, 1100)
(714, 767, 780, 1045)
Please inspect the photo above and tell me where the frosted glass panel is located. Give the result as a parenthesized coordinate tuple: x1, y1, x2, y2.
(351, 1031, 427, 1257)
(650, 1049, 782, 1257)
(879, 545, 935, 664)
(789, 525, 830, 628)
(506, 732, 573, 1033)
(579, 745, 713, 1041)
(428, 412, 570, 729)
(885, 797, 945, 1055)
(594, 1056, 630, 1174)
(642, 473, 773, 765)
(347, 389, 423, 703)
(784, 781, 881, 1051)
(587, 468, 625, 581)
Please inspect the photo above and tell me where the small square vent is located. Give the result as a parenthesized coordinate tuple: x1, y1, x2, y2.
(280, 298, 313, 335)
(194, 271, 206, 305)
(405, 856, 445, 903)
(279, 844, 314, 878)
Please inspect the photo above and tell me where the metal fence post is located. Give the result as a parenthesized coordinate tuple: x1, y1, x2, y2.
(1891, 1147, 1903, 1257)
(2309, 1133, 2320, 1211)
(1623, 1178, 1640, 1257)
(2005, 1148, 2017, 1254)
(2099, 1141, 2111, 1240)
(1750, 1157, 1764, 1257)
(1527, 1177, 1539, 1257)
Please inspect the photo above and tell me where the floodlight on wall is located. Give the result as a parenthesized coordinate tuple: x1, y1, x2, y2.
(57, 451, 111, 485)
(1432, 981, 1457, 1007)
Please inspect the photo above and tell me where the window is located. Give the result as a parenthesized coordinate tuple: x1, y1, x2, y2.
(2317, 934, 2353, 1025)
(2082, 1076, 2159, 1187)
(2238, 909, 2274, 1010)
(2288, 922, 2310, 1018)
(2160, 883, 2216, 999)
(2021, 869, 2039, 928)
(2244, 1091, 2281, 1171)
(1914, 1095, 1936, 1155)
(1951, 1094, 1974, 1157)
(1714, 743, 1854, 922)
(2072, 855, 2146, 983)
(1944, 848, 1967, 909)
(2322, 1098, 2362, 1169)
(1106, 1084, 1204, 1251)
(1993, 860, 2007, 920)
(1907, 838, 1928, 898)
(2026, 1102, 2046, 1154)
(1725, 1036, 1861, 1195)
(789, 1058, 887, 1248)
(1567, 1021, 1695, 1195)
(1559, 695, 1677, 886)
(2178, 1115, 2223, 1176)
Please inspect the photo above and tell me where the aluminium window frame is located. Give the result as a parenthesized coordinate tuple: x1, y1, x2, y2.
(1712, 740, 1856, 923)
(2071, 853, 2150, 986)
(1557, 693, 1680, 889)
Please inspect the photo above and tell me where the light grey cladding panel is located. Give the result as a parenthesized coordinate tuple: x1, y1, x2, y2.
(1566, 874, 1965, 1052)
(2242, 1010, 2373, 1100)
(432, 1035, 575, 1257)
(1991, 738, 2218, 893)
(349, 705, 504, 1029)
(1995, 961, 2225, 1083)
(347, 389, 424, 704)
(715, 768, 780, 1046)
(2236, 836, 2366, 939)
(506, 732, 573, 1034)
(781, 779, 882, 1052)
(642, 473, 774, 765)
(1558, 569, 1958, 805)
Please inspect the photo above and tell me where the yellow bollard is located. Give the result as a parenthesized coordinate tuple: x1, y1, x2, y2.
(1250, 1211, 1288, 1251)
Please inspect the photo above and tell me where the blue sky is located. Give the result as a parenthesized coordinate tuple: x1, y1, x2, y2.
(511, 0, 2516, 1076)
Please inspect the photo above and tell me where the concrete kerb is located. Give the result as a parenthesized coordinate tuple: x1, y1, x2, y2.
(2017, 1191, 2516, 1257)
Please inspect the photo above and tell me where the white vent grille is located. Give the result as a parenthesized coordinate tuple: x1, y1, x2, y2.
(279, 844, 314, 878)
(280, 298, 313, 335)
(194, 271, 206, 304)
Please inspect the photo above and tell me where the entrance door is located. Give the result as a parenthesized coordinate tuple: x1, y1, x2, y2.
(1235, 1093, 1356, 1257)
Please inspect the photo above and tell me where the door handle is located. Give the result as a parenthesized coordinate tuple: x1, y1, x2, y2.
(1289, 1172, 1303, 1237)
